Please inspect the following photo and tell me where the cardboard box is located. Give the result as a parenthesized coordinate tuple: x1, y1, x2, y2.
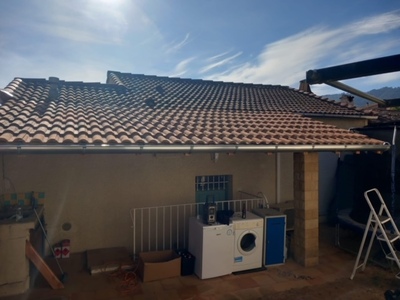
(138, 250, 181, 282)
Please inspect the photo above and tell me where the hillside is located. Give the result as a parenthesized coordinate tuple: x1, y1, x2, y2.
(323, 86, 400, 107)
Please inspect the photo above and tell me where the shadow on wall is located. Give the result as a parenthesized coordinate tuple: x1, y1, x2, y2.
(329, 152, 400, 225)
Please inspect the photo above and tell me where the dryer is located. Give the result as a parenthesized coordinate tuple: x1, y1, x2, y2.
(231, 211, 264, 272)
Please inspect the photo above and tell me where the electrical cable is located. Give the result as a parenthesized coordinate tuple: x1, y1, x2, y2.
(105, 261, 140, 295)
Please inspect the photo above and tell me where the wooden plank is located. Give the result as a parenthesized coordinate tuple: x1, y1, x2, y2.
(25, 240, 64, 289)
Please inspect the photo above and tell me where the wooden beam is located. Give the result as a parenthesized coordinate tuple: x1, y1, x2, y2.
(25, 240, 64, 290)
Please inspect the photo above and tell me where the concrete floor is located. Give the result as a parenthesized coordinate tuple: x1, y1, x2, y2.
(0, 224, 397, 300)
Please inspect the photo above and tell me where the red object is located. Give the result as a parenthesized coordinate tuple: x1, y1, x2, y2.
(61, 239, 70, 258)
(54, 245, 62, 259)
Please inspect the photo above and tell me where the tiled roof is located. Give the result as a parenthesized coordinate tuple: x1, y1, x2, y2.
(362, 104, 400, 125)
(0, 73, 388, 152)
(107, 72, 370, 117)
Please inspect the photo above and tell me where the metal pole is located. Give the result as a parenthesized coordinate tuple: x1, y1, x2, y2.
(391, 126, 397, 218)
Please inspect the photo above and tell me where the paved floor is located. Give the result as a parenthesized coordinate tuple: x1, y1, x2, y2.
(0, 224, 396, 300)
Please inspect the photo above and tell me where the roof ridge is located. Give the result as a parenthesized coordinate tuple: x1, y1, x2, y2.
(9, 77, 123, 89)
(107, 70, 288, 89)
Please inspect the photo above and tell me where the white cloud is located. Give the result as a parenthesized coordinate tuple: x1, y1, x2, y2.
(170, 57, 196, 77)
(205, 51, 232, 62)
(200, 51, 243, 74)
(352, 73, 400, 87)
(347, 10, 400, 35)
(165, 33, 191, 53)
(206, 27, 338, 85)
(205, 10, 400, 91)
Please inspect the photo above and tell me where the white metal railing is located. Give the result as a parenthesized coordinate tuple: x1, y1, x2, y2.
(257, 192, 270, 208)
(130, 198, 266, 259)
(238, 190, 269, 208)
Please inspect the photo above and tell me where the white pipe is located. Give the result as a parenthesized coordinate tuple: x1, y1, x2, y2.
(276, 153, 281, 204)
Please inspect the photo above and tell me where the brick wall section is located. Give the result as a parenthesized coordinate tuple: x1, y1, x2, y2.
(293, 152, 319, 267)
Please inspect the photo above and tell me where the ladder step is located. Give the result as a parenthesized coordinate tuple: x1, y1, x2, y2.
(372, 215, 391, 224)
(377, 233, 400, 243)
(386, 251, 400, 262)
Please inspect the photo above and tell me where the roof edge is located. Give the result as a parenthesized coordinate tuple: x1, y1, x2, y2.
(0, 143, 390, 154)
(302, 113, 377, 120)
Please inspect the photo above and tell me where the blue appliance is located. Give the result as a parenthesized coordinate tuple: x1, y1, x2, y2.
(252, 208, 286, 266)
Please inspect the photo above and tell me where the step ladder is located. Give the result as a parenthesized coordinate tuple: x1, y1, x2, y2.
(350, 188, 400, 280)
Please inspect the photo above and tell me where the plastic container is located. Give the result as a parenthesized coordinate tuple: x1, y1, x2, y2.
(176, 250, 195, 276)
(16, 207, 23, 222)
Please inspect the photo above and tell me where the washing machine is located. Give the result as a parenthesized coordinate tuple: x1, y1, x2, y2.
(231, 211, 264, 272)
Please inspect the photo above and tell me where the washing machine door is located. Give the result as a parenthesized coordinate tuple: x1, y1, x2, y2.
(238, 230, 257, 256)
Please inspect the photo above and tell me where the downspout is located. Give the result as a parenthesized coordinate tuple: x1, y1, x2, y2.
(276, 153, 281, 203)
(1, 155, 4, 194)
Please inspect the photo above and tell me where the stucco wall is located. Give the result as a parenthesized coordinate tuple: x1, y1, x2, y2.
(276, 152, 294, 203)
(0, 152, 284, 253)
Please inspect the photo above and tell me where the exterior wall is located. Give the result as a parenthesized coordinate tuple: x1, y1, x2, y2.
(277, 153, 294, 202)
(0, 152, 281, 254)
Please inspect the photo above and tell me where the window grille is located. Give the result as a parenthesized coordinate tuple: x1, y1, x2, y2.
(195, 175, 229, 191)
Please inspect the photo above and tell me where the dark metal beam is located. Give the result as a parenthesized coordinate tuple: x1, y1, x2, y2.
(306, 54, 400, 84)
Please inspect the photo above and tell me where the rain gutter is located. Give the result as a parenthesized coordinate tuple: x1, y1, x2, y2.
(0, 143, 390, 154)
(302, 113, 377, 120)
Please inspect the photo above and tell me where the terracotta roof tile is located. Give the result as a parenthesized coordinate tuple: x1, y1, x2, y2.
(0, 73, 387, 151)
(361, 103, 400, 125)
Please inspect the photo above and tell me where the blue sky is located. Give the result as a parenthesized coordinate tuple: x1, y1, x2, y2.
(0, 0, 399, 95)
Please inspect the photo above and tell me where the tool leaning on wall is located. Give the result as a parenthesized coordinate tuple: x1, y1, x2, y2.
(31, 192, 68, 283)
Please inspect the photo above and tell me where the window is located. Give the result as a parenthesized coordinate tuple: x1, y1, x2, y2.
(195, 175, 232, 202)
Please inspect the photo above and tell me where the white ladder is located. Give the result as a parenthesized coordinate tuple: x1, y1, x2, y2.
(350, 188, 400, 280)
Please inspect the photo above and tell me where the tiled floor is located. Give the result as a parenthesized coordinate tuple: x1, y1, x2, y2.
(0, 224, 397, 300)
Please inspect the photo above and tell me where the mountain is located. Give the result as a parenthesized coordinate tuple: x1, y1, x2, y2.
(323, 87, 400, 107)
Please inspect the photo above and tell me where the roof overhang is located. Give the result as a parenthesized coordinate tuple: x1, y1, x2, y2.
(0, 143, 390, 154)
